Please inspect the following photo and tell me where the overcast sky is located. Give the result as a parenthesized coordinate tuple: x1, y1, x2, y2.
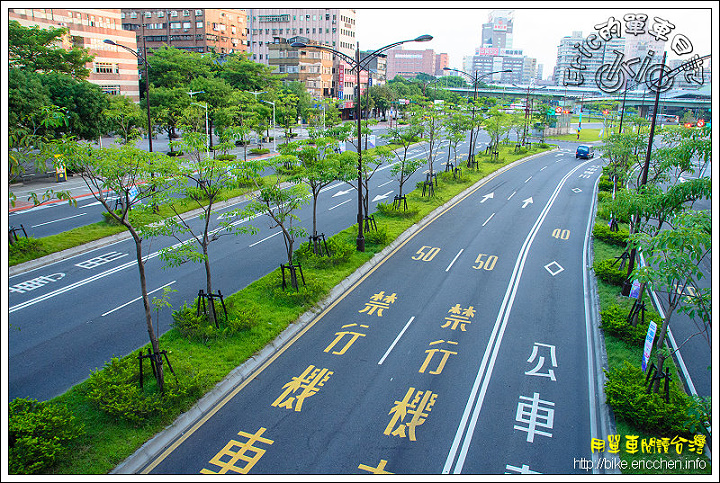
(355, 4, 716, 78)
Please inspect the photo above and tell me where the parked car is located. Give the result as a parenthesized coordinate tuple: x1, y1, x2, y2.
(576, 145, 594, 159)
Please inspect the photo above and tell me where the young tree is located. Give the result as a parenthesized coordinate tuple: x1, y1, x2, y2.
(240, 156, 310, 290)
(443, 108, 469, 172)
(43, 140, 175, 392)
(383, 124, 424, 200)
(482, 107, 511, 161)
(628, 210, 711, 394)
(104, 94, 145, 145)
(148, 129, 253, 325)
(284, 138, 356, 253)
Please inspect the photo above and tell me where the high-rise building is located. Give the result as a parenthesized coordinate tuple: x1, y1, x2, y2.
(553, 31, 625, 87)
(464, 10, 535, 85)
(9, 8, 140, 101)
(481, 10, 514, 50)
(120, 8, 248, 55)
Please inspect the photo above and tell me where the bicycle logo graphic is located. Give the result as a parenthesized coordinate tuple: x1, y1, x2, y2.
(595, 49, 710, 94)
(563, 13, 710, 94)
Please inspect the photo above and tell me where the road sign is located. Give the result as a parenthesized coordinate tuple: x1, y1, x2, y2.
(696, 119, 705, 127)
(642, 321, 657, 372)
(555, 107, 562, 114)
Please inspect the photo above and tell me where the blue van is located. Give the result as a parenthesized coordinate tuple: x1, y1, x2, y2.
(576, 145, 594, 159)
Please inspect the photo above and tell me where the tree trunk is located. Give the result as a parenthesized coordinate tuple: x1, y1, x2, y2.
(130, 229, 164, 392)
(651, 300, 676, 394)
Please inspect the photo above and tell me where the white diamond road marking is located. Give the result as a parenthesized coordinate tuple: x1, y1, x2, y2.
(572, 188, 582, 193)
(544, 261, 564, 276)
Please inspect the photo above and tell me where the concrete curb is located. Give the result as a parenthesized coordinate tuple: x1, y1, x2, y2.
(111, 148, 556, 474)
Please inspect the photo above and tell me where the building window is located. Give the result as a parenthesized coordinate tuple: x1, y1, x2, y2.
(130, 12, 137, 18)
(102, 85, 121, 95)
(306, 15, 310, 20)
(170, 22, 181, 29)
(170, 10, 177, 17)
(183, 10, 190, 16)
(195, 10, 203, 16)
(326, 13, 330, 20)
(144, 12, 151, 18)
(313, 15, 317, 21)
(157, 11, 164, 17)
(197, 21, 203, 28)
(121, 12, 125, 19)
(183, 21, 191, 29)
(94, 62, 115, 74)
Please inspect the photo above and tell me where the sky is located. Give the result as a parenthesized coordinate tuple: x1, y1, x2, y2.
(355, 3, 717, 78)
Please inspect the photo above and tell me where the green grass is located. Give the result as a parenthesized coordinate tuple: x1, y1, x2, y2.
(14, 142, 553, 475)
(547, 128, 603, 143)
(592, 220, 710, 474)
(8, 178, 273, 267)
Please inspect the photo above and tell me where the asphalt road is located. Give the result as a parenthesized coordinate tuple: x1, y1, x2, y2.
(132, 147, 609, 474)
(8, 130, 483, 401)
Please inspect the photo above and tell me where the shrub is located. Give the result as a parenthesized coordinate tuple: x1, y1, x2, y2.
(593, 258, 627, 286)
(249, 148, 270, 155)
(364, 224, 390, 246)
(215, 154, 237, 162)
(598, 177, 613, 191)
(172, 302, 216, 341)
(85, 355, 202, 426)
(166, 151, 184, 157)
(604, 362, 694, 436)
(375, 202, 419, 218)
(294, 237, 354, 269)
(9, 398, 84, 474)
(9, 236, 41, 256)
(592, 222, 629, 247)
(600, 304, 656, 346)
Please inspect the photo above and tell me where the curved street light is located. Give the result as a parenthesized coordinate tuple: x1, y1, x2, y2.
(292, 34, 433, 252)
(443, 67, 512, 166)
(104, 39, 153, 152)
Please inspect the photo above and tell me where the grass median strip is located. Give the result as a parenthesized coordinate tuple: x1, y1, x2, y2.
(10, 144, 553, 474)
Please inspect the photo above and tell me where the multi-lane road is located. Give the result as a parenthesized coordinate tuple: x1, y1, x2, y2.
(134, 144, 611, 474)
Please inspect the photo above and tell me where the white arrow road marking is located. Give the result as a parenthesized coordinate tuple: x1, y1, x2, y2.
(522, 197, 533, 208)
(372, 191, 394, 202)
(332, 188, 353, 198)
(480, 192, 494, 203)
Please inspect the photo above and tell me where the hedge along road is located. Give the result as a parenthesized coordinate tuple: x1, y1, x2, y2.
(130, 147, 613, 475)
(6, 133, 468, 402)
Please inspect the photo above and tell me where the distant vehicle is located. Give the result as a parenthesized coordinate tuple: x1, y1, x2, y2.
(576, 145, 594, 159)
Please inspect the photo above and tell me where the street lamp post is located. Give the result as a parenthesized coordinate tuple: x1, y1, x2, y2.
(292, 34, 433, 252)
(444, 67, 512, 167)
(104, 38, 152, 152)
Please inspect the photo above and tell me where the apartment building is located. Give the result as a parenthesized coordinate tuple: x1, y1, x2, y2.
(553, 30, 626, 87)
(247, 8, 356, 64)
(386, 47, 438, 79)
(120, 8, 248, 55)
(9, 8, 140, 101)
(267, 37, 334, 98)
